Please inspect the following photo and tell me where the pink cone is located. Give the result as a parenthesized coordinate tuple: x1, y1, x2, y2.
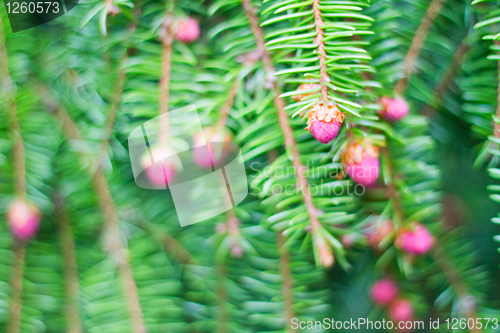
(345, 156, 380, 186)
(310, 120, 341, 144)
(175, 17, 200, 44)
(193, 128, 231, 169)
(380, 96, 409, 121)
(7, 199, 41, 240)
(388, 298, 414, 322)
(366, 220, 394, 249)
(144, 161, 176, 186)
(371, 279, 399, 305)
(396, 223, 434, 255)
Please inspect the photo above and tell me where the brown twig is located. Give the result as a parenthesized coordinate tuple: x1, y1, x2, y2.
(216, 264, 230, 333)
(52, 105, 146, 333)
(94, 56, 128, 171)
(242, 0, 322, 238)
(55, 194, 82, 333)
(312, 0, 329, 100)
(394, 0, 447, 94)
(422, 42, 469, 117)
(383, 140, 481, 332)
(432, 246, 482, 333)
(277, 232, 297, 333)
(6, 240, 25, 333)
(216, 79, 240, 132)
(495, 50, 500, 138)
(2, 18, 27, 333)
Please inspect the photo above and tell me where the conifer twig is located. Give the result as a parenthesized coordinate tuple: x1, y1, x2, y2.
(384, 143, 481, 332)
(394, 0, 447, 94)
(50, 104, 146, 333)
(216, 264, 230, 333)
(242, 0, 327, 265)
(277, 232, 297, 333)
(312, 0, 329, 100)
(216, 79, 240, 132)
(2, 18, 28, 333)
(54, 194, 83, 333)
(6, 241, 25, 333)
(495, 52, 500, 138)
(422, 41, 469, 117)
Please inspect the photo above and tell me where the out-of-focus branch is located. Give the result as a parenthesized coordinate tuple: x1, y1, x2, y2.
(422, 41, 469, 117)
(1, 17, 27, 333)
(216, 264, 230, 333)
(312, 0, 329, 100)
(54, 194, 82, 333)
(242, 0, 328, 265)
(394, 0, 447, 94)
(278, 232, 297, 333)
(50, 104, 146, 333)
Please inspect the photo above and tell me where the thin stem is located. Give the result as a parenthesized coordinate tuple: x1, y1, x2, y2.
(2, 18, 27, 333)
(216, 264, 230, 333)
(277, 232, 296, 333)
(52, 105, 146, 333)
(381, 147, 405, 226)
(242, 0, 322, 237)
(158, 18, 174, 146)
(95, 55, 128, 171)
(495, 49, 500, 138)
(215, 79, 240, 132)
(432, 246, 482, 333)
(394, 0, 447, 94)
(312, 0, 329, 100)
(55, 194, 82, 333)
(422, 41, 469, 117)
(6, 240, 25, 333)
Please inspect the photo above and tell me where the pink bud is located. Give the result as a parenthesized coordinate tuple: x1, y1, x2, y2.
(310, 120, 341, 144)
(141, 147, 176, 187)
(388, 298, 414, 322)
(175, 17, 200, 44)
(341, 233, 357, 248)
(342, 140, 380, 186)
(231, 243, 243, 258)
(193, 128, 231, 169)
(380, 96, 409, 121)
(7, 199, 41, 240)
(371, 278, 399, 305)
(396, 223, 434, 255)
(366, 220, 394, 249)
(144, 162, 176, 186)
(306, 101, 344, 144)
(345, 156, 380, 186)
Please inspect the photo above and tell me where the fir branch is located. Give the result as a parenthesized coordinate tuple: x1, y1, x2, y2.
(51, 104, 146, 333)
(242, 0, 324, 247)
(216, 264, 230, 333)
(432, 246, 482, 333)
(6, 240, 25, 333)
(422, 41, 469, 117)
(1, 25, 25, 198)
(312, 0, 329, 100)
(495, 55, 500, 138)
(54, 194, 82, 333)
(277, 232, 296, 333)
(2, 19, 27, 333)
(394, 0, 447, 94)
(95, 55, 128, 171)
(216, 79, 240, 132)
